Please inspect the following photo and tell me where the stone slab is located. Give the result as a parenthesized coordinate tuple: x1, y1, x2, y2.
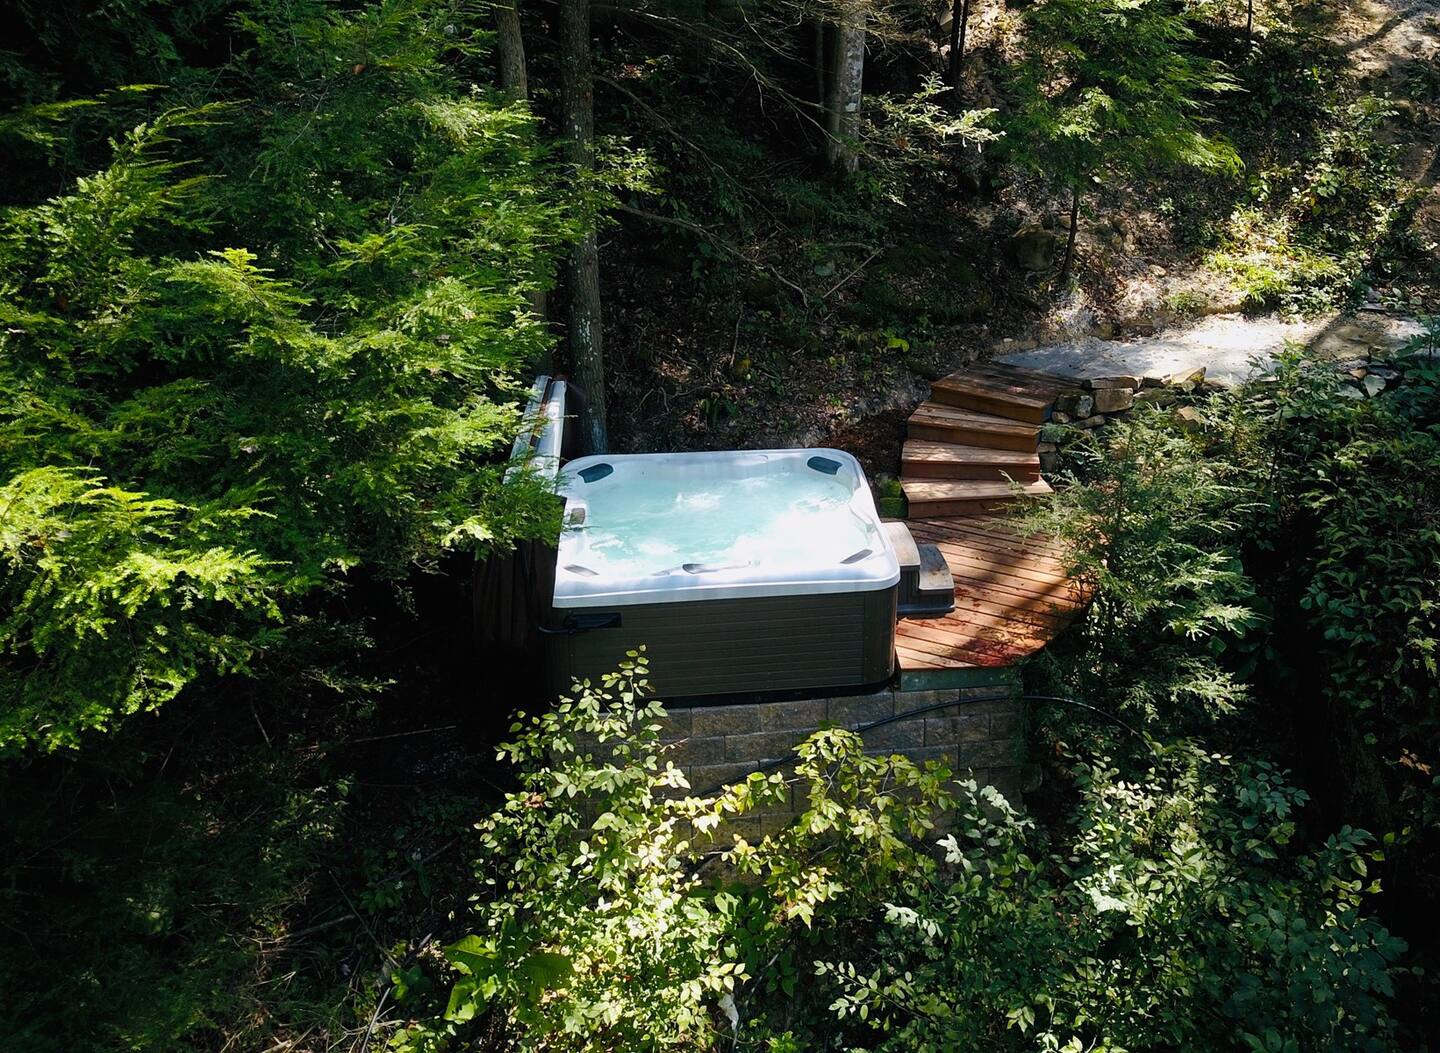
(997, 312, 1426, 387)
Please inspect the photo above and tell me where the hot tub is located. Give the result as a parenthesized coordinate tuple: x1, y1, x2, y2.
(544, 448, 899, 699)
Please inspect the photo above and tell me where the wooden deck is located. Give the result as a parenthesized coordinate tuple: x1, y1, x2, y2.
(894, 517, 1090, 681)
(895, 363, 1091, 688)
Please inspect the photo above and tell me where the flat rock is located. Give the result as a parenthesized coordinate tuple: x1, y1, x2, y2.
(1134, 388, 1177, 407)
(1093, 387, 1134, 413)
(1055, 391, 1094, 417)
(996, 312, 1427, 387)
(1166, 367, 1207, 387)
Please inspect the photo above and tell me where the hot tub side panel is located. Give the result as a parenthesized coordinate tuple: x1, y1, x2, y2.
(546, 588, 896, 699)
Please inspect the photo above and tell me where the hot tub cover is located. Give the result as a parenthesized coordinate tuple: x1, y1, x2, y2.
(553, 448, 900, 607)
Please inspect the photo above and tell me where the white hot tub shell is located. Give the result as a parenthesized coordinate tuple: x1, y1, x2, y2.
(545, 448, 899, 698)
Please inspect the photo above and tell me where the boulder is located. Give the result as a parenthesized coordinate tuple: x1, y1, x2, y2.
(1172, 406, 1204, 433)
(1092, 387, 1135, 413)
(1055, 390, 1094, 418)
(1051, 411, 1072, 424)
(1134, 387, 1177, 408)
(1361, 374, 1386, 397)
(1165, 367, 1207, 389)
(1007, 228, 1061, 272)
(1072, 414, 1107, 429)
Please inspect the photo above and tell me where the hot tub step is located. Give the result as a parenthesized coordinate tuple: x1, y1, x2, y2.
(901, 478, 1053, 517)
(928, 374, 1052, 424)
(901, 440, 1041, 481)
(906, 401, 1038, 452)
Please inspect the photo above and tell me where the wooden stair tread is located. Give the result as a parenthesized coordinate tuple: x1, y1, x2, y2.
(974, 361, 1074, 391)
(926, 376, 1049, 424)
(932, 373, 1053, 407)
(908, 401, 1036, 433)
(882, 521, 920, 568)
(916, 544, 953, 594)
(902, 479, 1053, 501)
(902, 440, 1040, 466)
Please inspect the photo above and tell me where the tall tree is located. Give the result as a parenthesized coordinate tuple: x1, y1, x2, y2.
(0, 0, 574, 752)
(559, 0, 608, 452)
(946, 0, 972, 98)
(491, 0, 551, 355)
(1008, 0, 1240, 280)
(823, 1, 867, 173)
(494, 0, 529, 97)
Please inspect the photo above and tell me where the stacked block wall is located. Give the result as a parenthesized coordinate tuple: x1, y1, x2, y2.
(654, 684, 1026, 840)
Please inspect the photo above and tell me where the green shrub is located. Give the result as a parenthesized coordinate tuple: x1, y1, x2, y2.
(1220, 348, 1440, 829)
(1206, 99, 1405, 309)
(1016, 409, 1264, 728)
(397, 658, 1403, 1053)
(819, 748, 1404, 1053)
(0, 1, 574, 751)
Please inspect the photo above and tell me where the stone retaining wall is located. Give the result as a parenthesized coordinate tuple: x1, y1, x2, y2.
(655, 684, 1026, 837)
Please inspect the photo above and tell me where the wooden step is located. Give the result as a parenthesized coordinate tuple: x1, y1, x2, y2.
(929, 373, 1052, 424)
(902, 439, 1041, 481)
(902, 478, 1053, 518)
(975, 361, 1072, 389)
(906, 401, 1039, 452)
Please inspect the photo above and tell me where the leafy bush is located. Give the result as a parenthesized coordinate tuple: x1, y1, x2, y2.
(1023, 353, 1440, 1036)
(820, 748, 1404, 1053)
(395, 658, 1403, 1053)
(396, 651, 954, 1051)
(1020, 409, 1264, 727)
(0, 1, 573, 751)
(410, 653, 768, 1052)
(1219, 348, 1440, 830)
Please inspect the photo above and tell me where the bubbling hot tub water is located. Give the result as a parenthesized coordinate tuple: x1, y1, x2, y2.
(553, 449, 898, 607)
(574, 468, 870, 580)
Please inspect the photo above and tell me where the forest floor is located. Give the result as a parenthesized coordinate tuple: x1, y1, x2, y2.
(603, 0, 1440, 481)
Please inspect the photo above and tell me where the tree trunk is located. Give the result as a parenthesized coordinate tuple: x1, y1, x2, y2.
(947, 0, 971, 98)
(494, 0, 528, 98)
(559, 0, 607, 453)
(813, 20, 828, 119)
(1059, 184, 1080, 282)
(494, 0, 550, 364)
(824, 3, 866, 173)
(1245, 0, 1254, 46)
